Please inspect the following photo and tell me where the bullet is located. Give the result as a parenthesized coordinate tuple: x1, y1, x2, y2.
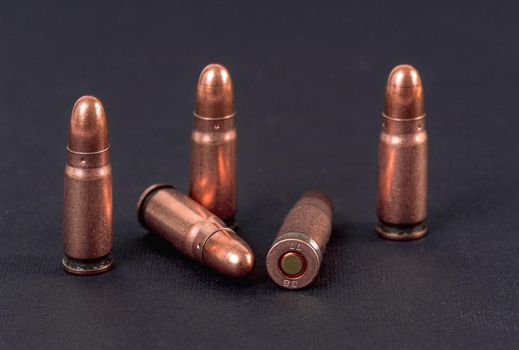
(63, 96, 113, 275)
(266, 192, 333, 289)
(376, 64, 428, 240)
(137, 184, 254, 277)
(189, 64, 237, 226)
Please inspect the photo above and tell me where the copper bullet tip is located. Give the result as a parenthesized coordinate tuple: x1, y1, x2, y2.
(387, 64, 421, 87)
(384, 64, 424, 119)
(195, 63, 234, 118)
(203, 229, 255, 277)
(68, 95, 109, 153)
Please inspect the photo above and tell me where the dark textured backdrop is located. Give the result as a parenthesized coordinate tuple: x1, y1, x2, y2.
(0, 1, 518, 349)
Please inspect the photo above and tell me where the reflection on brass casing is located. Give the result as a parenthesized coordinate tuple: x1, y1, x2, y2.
(63, 96, 113, 275)
(189, 63, 237, 225)
(266, 192, 333, 290)
(376, 64, 428, 240)
(137, 184, 254, 277)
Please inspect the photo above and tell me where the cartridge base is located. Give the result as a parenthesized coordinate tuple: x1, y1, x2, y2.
(376, 221, 427, 241)
(62, 254, 113, 275)
(266, 232, 322, 290)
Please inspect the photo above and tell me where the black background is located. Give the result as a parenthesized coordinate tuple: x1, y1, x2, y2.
(1, 1, 518, 349)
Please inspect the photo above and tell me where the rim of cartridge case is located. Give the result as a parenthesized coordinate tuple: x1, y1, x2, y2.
(62, 254, 113, 275)
(136, 183, 175, 228)
(266, 232, 321, 290)
(376, 221, 428, 241)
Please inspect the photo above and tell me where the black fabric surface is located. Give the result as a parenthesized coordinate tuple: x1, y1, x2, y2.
(1, 1, 518, 349)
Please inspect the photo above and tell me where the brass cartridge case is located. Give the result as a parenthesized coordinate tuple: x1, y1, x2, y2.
(376, 64, 428, 240)
(266, 192, 333, 290)
(137, 184, 254, 277)
(189, 63, 237, 226)
(63, 96, 113, 275)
